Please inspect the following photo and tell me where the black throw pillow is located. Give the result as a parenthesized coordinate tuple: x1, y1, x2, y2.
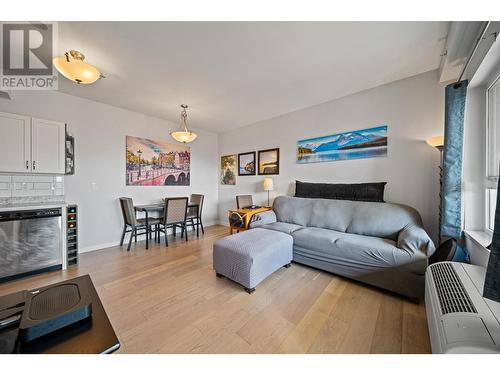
(294, 181, 386, 202)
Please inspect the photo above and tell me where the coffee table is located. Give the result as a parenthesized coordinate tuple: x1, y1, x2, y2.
(0, 275, 120, 354)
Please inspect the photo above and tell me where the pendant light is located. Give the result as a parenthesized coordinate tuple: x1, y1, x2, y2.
(170, 104, 197, 143)
(53, 50, 102, 84)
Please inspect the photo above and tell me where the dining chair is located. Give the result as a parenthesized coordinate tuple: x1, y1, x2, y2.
(158, 197, 189, 247)
(187, 194, 204, 235)
(119, 197, 160, 251)
(236, 194, 253, 209)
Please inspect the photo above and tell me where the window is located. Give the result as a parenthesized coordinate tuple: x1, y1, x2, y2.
(486, 188, 497, 233)
(487, 74, 500, 178)
(485, 73, 500, 234)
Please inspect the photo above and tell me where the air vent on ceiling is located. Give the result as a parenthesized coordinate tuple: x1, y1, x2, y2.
(431, 262, 477, 315)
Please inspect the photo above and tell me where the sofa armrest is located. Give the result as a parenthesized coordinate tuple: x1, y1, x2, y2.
(397, 223, 436, 257)
(249, 210, 277, 228)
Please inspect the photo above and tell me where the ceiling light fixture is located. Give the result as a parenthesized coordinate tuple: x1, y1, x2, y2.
(170, 104, 197, 143)
(53, 50, 103, 84)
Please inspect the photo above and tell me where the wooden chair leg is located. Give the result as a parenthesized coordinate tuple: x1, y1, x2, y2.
(134, 229, 137, 243)
(120, 225, 127, 246)
(165, 226, 168, 247)
(184, 223, 188, 241)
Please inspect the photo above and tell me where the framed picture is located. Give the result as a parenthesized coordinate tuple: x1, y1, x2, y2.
(258, 148, 280, 175)
(297, 125, 388, 164)
(126, 136, 190, 186)
(238, 151, 256, 176)
(220, 154, 237, 185)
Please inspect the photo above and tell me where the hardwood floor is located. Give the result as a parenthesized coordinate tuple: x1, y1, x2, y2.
(0, 225, 431, 354)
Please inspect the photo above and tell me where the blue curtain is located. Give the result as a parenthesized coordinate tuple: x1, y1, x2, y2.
(441, 80, 468, 262)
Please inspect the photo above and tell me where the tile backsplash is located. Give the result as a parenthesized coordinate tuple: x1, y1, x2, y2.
(0, 174, 65, 205)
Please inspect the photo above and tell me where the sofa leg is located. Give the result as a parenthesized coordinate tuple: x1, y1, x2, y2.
(244, 287, 255, 294)
(284, 263, 291, 268)
(216, 273, 224, 278)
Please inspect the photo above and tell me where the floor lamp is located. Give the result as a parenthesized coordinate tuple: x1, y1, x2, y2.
(263, 178, 274, 207)
(426, 135, 445, 244)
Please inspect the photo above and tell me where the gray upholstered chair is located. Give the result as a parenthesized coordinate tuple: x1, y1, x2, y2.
(187, 194, 205, 235)
(119, 197, 160, 251)
(236, 194, 253, 209)
(158, 197, 189, 246)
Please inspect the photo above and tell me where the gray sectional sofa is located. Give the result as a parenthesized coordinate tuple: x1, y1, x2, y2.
(249, 196, 435, 299)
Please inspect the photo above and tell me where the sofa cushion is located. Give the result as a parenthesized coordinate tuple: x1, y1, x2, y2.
(295, 180, 386, 202)
(273, 196, 422, 240)
(291, 227, 423, 270)
(261, 222, 304, 234)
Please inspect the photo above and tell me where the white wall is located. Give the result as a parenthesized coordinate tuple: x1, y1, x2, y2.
(0, 91, 218, 252)
(217, 70, 444, 241)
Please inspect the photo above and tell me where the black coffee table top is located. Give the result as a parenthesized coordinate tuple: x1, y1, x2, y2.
(0, 274, 120, 354)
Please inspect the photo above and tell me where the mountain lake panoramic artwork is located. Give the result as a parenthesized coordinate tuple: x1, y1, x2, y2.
(296, 125, 388, 164)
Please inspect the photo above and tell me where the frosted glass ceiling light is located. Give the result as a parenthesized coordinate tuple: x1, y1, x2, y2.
(170, 104, 197, 143)
(53, 50, 102, 84)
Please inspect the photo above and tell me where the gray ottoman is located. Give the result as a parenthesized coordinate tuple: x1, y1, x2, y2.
(213, 228, 293, 293)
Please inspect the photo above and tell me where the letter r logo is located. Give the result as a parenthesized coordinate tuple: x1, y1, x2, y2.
(2, 23, 53, 76)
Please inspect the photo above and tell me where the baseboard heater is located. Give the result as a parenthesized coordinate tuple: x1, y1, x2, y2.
(425, 262, 500, 353)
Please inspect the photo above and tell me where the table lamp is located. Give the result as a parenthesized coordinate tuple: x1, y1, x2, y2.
(263, 178, 274, 207)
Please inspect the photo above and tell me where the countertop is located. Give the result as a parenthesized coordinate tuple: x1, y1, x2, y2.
(0, 201, 67, 212)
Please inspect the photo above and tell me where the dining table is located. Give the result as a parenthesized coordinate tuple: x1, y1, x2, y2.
(134, 201, 200, 249)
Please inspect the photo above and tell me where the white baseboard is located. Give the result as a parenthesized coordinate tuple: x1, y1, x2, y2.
(79, 220, 218, 254)
(80, 241, 121, 253)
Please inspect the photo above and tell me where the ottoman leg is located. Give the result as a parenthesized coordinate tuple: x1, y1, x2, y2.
(284, 263, 291, 268)
(216, 273, 225, 278)
(244, 287, 255, 294)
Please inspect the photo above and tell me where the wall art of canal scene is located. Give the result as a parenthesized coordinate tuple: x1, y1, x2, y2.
(126, 136, 190, 186)
(296, 125, 388, 164)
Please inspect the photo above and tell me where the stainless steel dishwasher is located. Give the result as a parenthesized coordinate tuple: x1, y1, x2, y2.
(0, 208, 62, 282)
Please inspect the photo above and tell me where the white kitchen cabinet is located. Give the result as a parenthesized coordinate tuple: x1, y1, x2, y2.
(0, 112, 31, 173)
(31, 118, 66, 174)
(0, 111, 66, 174)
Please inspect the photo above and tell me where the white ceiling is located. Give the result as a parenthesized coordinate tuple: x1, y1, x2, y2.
(56, 22, 450, 133)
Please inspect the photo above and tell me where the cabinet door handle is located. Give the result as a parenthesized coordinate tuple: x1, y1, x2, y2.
(26, 160, 29, 170)
(33, 160, 36, 170)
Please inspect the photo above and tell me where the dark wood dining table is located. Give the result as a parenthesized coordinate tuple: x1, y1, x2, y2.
(134, 202, 200, 249)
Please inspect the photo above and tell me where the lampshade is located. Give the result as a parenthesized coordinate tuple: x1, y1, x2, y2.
(170, 131, 197, 143)
(426, 135, 445, 149)
(170, 104, 198, 143)
(53, 50, 101, 84)
(263, 178, 274, 191)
